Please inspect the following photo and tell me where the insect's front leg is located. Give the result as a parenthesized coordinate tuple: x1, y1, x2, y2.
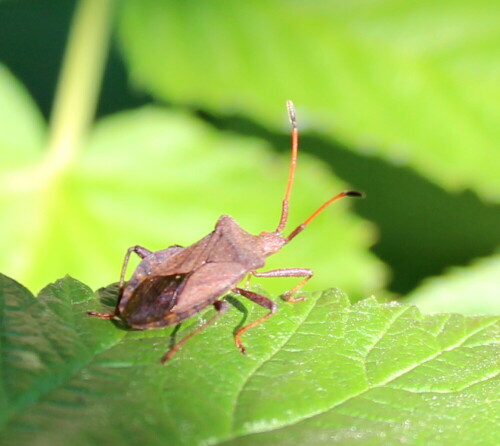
(232, 288, 277, 355)
(251, 268, 313, 303)
(88, 245, 152, 320)
(119, 245, 152, 291)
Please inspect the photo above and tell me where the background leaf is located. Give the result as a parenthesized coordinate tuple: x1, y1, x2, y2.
(0, 64, 45, 167)
(0, 97, 384, 297)
(1, 4, 499, 442)
(118, 0, 500, 202)
(0, 63, 47, 283)
(1, 275, 498, 445)
(2, 1, 500, 299)
(407, 254, 500, 315)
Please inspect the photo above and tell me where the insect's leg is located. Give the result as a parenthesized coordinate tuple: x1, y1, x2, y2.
(160, 300, 229, 363)
(87, 311, 117, 319)
(88, 245, 152, 319)
(251, 268, 313, 303)
(232, 288, 277, 355)
(243, 273, 253, 288)
(119, 245, 152, 291)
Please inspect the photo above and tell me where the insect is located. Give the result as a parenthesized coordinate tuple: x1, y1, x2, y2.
(88, 101, 362, 363)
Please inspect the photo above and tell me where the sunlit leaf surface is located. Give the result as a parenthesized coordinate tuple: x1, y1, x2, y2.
(0, 65, 45, 167)
(1, 275, 498, 445)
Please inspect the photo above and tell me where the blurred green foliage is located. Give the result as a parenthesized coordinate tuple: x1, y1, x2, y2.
(119, 0, 500, 201)
(408, 254, 500, 314)
(0, 0, 499, 307)
(0, 1, 499, 444)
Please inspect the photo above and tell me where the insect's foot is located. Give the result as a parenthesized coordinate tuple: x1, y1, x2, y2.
(235, 337, 247, 356)
(160, 344, 181, 363)
(282, 293, 305, 303)
(87, 311, 116, 319)
(160, 351, 174, 363)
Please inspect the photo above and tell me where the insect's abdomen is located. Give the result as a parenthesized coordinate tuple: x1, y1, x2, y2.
(121, 274, 187, 328)
(121, 262, 247, 329)
(168, 261, 247, 318)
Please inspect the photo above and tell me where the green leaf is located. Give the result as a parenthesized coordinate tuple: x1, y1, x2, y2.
(0, 64, 47, 285)
(118, 0, 500, 202)
(1, 274, 498, 445)
(0, 64, 45, 167)
(407, 254, 500, 315)
(0, 96, 383, 297)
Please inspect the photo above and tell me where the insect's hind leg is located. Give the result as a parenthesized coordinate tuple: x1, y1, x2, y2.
(232, 288, 277, 355)
(87, 310, 117, 319)
(160, 300, 230, 363)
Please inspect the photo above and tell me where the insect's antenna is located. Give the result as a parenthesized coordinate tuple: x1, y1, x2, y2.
(276, 100, 298, 233)
(286, 191, 364, 242)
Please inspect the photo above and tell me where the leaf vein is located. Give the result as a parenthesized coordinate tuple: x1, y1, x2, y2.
(228, 294, 325, 434)
(223, 315, 498, 440)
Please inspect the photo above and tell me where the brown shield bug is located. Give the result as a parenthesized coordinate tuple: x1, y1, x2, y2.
(88, 101, 363, 363)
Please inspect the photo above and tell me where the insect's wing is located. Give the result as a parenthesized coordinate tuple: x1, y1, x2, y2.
(122, 262, 245, 328)
(172, 262, 247, 318)
(155, 233, 220, 275)
(121, 274, 188, 328)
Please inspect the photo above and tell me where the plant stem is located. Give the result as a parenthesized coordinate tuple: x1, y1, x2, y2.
(44, 0, 115, 175)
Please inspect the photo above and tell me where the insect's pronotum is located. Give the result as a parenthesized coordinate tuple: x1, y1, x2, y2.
(88, 101, 363, 362)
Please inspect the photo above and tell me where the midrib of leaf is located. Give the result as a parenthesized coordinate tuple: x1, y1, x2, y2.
(219, 305, 498, 442)
(432, 314, 453, 339)
(361, 305, 413, 361)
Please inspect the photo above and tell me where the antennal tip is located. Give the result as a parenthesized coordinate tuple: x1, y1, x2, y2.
(345, 190, 365, 198)
(286, 100, 297, 128)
